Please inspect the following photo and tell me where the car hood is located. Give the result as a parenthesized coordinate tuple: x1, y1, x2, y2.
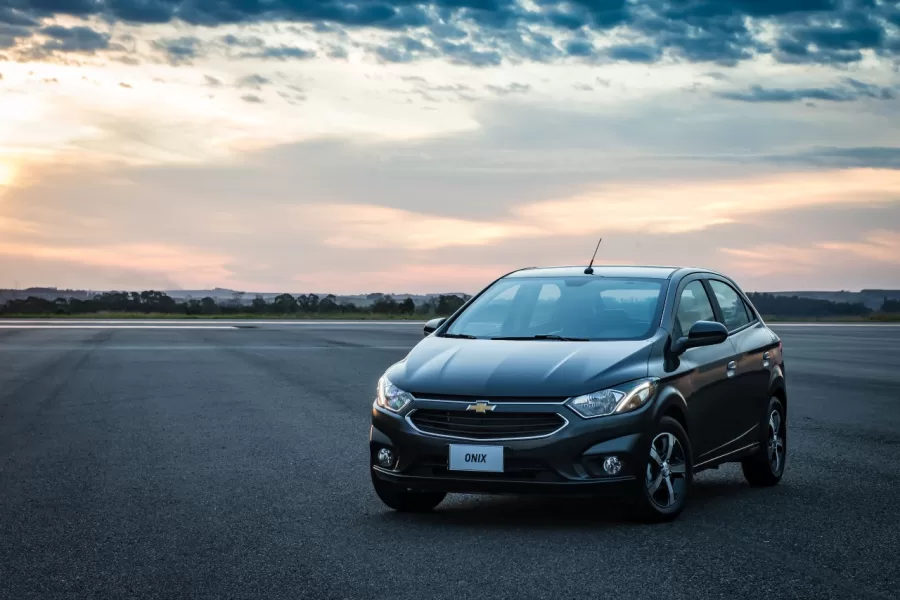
(385, 335, 655, 398)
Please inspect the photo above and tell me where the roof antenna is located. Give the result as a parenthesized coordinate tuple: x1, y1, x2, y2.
(584, 238, 602, 274)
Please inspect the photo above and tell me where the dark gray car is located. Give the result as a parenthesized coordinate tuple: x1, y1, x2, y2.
(369, 265, 787, 522)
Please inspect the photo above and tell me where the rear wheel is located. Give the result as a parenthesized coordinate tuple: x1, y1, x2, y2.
(631, 416, 692, 523)
(741, 397, 786, 486)
(371, 469, 446, 512)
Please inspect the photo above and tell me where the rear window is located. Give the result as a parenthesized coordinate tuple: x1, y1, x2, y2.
(442, 276, 667, 341)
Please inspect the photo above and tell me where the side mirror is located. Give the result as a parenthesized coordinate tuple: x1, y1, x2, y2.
(423, 317, 446, 337)
(670, 320, 728, 355)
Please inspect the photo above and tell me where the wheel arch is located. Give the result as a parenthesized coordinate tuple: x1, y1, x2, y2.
(769, 367, 787, 412)
(653, 385, 690, 436)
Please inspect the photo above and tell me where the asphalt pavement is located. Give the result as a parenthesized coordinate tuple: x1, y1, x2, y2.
(1, 321, 898, 600)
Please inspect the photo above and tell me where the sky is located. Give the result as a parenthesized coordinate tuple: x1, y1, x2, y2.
(1, 0, 900, 295)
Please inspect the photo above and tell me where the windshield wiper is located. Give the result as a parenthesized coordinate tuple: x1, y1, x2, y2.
(491, 334, 589, 341)
(440, 333, 479, 339)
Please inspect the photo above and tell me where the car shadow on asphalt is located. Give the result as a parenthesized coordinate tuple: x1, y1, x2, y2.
(374, 478, 762, 530)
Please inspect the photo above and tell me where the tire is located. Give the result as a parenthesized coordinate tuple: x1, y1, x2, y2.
(741, 396, 786, 487)
(631, 416, 693, 523)
(371, 469, 446, 513)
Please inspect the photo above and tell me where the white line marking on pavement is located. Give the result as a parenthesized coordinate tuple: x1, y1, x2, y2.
(0, 325, 239, 329)
(0, 320, 423, 326)
(0, 345, 414, 351)
(769, 323, 900, 327)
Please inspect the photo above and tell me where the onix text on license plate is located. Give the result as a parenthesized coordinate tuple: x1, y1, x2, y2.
(448, 444, 504, 472)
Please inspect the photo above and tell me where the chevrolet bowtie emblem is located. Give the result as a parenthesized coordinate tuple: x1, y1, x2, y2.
(466, 401, 496, 414)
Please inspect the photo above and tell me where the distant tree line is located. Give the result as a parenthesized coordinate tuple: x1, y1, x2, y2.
(1, 289, 898, 319)
(0, 291, 470, 317)
(745, 293, 897, 318)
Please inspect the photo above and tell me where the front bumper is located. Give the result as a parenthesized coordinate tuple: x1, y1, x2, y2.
(369, 397, 655, 496)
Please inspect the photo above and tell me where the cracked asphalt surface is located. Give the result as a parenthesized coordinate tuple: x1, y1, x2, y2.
(1, 322, 898, 599)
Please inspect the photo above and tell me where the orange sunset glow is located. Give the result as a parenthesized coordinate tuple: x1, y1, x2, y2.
(1, 2, 899, 294)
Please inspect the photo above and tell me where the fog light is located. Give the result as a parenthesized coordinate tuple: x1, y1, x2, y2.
(377, 448, 394, 468)
(603, 456, 622, 475)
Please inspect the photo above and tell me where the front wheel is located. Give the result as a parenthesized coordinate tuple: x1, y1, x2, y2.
(741, 397, 786, 486)
(631, 416, 693, 523)
(371, 469, 446, 512)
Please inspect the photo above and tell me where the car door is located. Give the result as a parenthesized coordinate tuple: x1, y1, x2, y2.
(707, 278, 773, 443)
(669, 278, 742, 458)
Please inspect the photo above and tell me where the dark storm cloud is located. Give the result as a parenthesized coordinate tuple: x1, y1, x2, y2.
(5, 0, 900, 67)
(718, 78, 897, 103)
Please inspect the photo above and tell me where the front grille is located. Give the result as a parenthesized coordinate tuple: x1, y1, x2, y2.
(409, 409, 566, 440)
(410, 393, 568, 403)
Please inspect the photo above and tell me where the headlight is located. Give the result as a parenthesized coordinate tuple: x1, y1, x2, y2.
(566, 378, 658, 419)
(375, 376, 414, 412)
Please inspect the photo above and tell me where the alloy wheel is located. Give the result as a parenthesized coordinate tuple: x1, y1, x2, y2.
(768, 409, 786, 475)
(646, 432, 687, 509)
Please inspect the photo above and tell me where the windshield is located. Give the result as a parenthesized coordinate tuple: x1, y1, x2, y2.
(442, 276, 667, 341)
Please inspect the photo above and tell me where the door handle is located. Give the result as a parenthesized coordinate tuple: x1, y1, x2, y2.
(726, 361, 736, 377)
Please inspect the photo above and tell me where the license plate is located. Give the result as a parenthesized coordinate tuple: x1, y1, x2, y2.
(448, 444, 504, 472)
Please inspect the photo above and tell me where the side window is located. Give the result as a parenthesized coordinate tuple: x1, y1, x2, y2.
(742, 298, 756, 321)
(675, 281, 716, 338)
(709, 280, 751, 331)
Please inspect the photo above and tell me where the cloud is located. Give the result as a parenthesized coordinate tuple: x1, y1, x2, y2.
(774, 8, 888, 64)
(151, 36, 203, 65)
(820, 229, 900, 264)
(485, 82, 530, 96)
(9, 23, 114, 59)
(218, 33, 317, 60)
(0, 7, 38, 27)
(4, 0, 900, 68)
(721, 230, 900, 283)
(0, 23, 33, 49)
(782, 147, 900, 169)
(564, 39, 594, 57)
(717, 78, 898, 103)
(373, 35, 436, 63)
(293, 203, 543, 251)
(235, 73, 271, 90)
(240, 94, 263, 103)
(0, 241, 234, 288)
(39, 25, 110, 52)
(244, 45, 316, 60)
(603, 43, 663, 63)
(289, 168, 900, 251)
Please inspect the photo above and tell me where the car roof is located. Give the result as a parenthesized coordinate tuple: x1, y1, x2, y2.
(503, 265, 686, 280)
